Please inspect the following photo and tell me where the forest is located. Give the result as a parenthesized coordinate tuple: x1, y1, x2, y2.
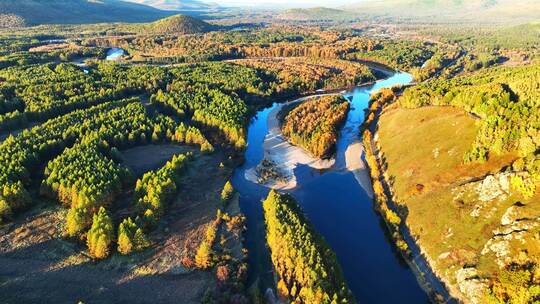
(281, 95, 350, 158)
(77, 25, 446, 74)
(233, 57, 375, 94)
(263, 190, 354, 304)
(0, 19, 397, 303)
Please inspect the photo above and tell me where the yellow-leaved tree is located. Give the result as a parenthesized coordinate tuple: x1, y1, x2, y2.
(87, 207, 113, 259)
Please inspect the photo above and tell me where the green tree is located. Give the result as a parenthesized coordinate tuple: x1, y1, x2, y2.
(117, 217, 149, 255)
(86, 207, 113, 259)
(66, 206, 90, 237)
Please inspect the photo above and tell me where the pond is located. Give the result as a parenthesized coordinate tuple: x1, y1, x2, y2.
(105, 48, 125, 61)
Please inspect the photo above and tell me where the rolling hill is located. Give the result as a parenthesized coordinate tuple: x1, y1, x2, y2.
(0, 0, 174, 26)
(146, 14, 216, 34)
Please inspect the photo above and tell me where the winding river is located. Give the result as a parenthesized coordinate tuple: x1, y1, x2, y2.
(232, 72, 432, 303)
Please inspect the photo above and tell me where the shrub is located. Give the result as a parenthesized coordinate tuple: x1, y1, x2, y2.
(2, 181, 31, 211)
(0, 198, 12, 222)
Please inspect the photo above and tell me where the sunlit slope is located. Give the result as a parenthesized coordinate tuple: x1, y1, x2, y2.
(0, 0, 172, 26)
(146, 14, 215, 34)
(377, 64, 540, 302)
(124, 0, 218, 11)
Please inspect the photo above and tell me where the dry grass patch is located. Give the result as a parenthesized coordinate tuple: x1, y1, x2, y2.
(378, 105, 514, 202)
(376, 105, 528, 296)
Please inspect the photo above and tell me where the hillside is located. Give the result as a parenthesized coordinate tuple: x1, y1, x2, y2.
(0, 0, 173, 26)
(277, 7, 352, 21)
(375, 64, 540, 303)
(124, 0, 218, 11)
(146, 14, 215, 34)
(347, 0, 540, 22)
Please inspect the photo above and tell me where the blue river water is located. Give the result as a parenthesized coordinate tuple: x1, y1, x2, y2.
(232, 72, 430, 303)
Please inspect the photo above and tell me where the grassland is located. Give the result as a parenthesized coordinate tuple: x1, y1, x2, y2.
(377, 105, 539, 302)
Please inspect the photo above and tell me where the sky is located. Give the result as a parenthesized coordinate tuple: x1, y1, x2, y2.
(214, 0, 359, 8)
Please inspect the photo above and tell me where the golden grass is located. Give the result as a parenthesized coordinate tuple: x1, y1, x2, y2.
(378, 105, 514, 202)
(377, 105, 523, 279)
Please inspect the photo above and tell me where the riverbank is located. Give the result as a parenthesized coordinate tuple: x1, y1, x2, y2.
(244, 94, 336, 190)
(362, 90, 456, 303)
(244, 80, 386, 193)
(244, 91, 378, 192)
(344, 142, 375, 198)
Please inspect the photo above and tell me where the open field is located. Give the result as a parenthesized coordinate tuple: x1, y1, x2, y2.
(378, 105, 514, 200)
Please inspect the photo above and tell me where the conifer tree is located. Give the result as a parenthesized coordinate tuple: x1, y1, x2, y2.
(66, 206, 90, 237)
(87, 207, 113, 259)
(195, 242, 212, 269)
(220, 181, 234, 205)
(117, 217, 149, 255)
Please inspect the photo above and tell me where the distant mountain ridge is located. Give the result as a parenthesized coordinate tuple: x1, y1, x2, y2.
(277, 7, 351, 21)
(124, 0, 218, 11)
(0, 0, 174, 27)
(346, 0, 540, 22)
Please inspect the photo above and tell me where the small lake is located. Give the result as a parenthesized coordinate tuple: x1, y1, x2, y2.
(105, 48, 125, 61)
(70, 48, 125, 71)
(232, 72, 431, 303)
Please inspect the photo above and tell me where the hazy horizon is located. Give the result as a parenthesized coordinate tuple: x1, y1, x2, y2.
(207, 0, 359, 8)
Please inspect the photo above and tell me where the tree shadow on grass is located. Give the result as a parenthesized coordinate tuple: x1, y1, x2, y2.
(0, 238, 211, 304)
